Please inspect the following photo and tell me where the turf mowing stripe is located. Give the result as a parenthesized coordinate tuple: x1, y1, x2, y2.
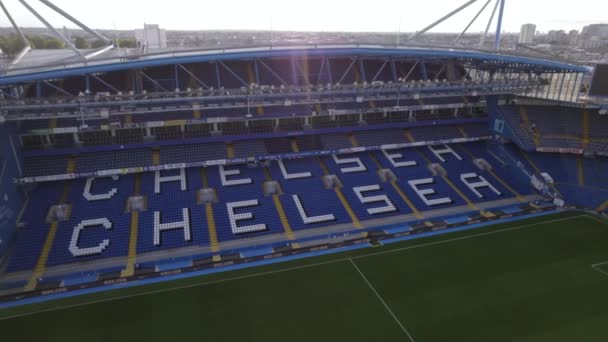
(349, 258, 416, 342)
(0, 213, 588, 321)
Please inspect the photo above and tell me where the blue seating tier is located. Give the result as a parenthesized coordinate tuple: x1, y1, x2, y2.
(7, 141, 534, 273)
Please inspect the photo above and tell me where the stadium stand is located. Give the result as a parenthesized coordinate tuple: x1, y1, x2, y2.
(20, 122, 491, 178)
(2, 44, 604, 301)
(354, 129, 406, 146)
(159, 143, 227, 164)
(22, 156, 68, 177)
(500, 104, 608, 153)
(233, 140, 268, 158)
(519, 151, 608, 210)
(7, 140, 534, 275)
(320, 134, 352, 150)
(409, 125, 465, 141)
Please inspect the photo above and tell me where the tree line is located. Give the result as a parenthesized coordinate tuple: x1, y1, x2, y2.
(0, 34, 137, 56)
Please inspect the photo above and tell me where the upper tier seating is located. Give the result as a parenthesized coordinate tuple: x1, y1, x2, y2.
(320, 134, 352, 150)
(500, 105, 608, 153)
(21, 123, 490, 178)
(409, 126, 463, 141)
(233, 140, 268, 158)
(23, 156, 68, 177)
(588, 111, 608, 142)
(527, 106, 582, 137)
(355, 129, 406, 146)
(264, 138, 293, 154)
(462, 123, 490, 138)
(160, 143, 227, 164)
(76, 149, 152, 173)
(296, 135, 323, 151)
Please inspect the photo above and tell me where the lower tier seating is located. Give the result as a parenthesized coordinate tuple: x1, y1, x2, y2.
(7, 141, 533, 273)
(516, 150, 608, 210)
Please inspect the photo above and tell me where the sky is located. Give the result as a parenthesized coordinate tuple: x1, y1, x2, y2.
(1, 0, 606, 33)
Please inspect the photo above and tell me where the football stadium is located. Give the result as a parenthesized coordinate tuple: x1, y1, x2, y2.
(0, 0, 608, 340)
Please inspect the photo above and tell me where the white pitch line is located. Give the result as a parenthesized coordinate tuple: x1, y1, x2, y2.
(585, 214, 608, 226)
(591, 264, 608, 277)
(591, 260, 608, 268)
(0, 213, 587, 321)
(349, 258, 416, 342)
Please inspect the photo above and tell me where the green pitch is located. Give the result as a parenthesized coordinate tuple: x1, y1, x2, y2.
(1, 211, 608, 341)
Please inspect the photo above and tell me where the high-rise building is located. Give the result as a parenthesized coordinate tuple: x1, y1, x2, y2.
(568, 30, 579, 46)
(519, 24, 536, 44)
(135, 24, 167, 51)
(581, 24, 608, 38)
(547, 30, 569, 45)
(579, 24, 608, 49)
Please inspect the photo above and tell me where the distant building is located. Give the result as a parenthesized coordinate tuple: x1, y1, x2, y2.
(135, 24, 167, 51)
(568, 30, 579, 46)
(582, 36, 608, 49)
(579, 24, 608, 49)
(0, 48, 5, 71)
(582, 24, 608, 38)
(519, 24, 536, 44)
(62, 26, 71, 41)
(547, 30, 569, 45)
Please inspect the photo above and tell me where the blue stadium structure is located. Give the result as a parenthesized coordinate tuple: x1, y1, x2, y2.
(0, 42, 607, 302)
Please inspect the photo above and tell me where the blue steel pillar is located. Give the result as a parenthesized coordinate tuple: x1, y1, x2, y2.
(358, 59, 367, 83)
(326, 58, 333, 84)
(420, 62, 428, 80)
(290, 57, 298, 86)
(85, 75, 90, 94)
(0, 124, 24, 257)
(215, 62, 221, 88)
(390, 59, 398, 82)
(174, 64, 180, 90)
(254, 60, 261, 84)
(494, 0, 506, 50)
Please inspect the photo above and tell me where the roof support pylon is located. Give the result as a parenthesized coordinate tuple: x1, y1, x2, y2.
(2, 0, 114, 67)
(39, 0, 112, 45)
(408, 0, 479, 41)
(0, 0, 31, 66)
(479, 0, 500, 48)
(494, 0, 506, 50)
(18, 0, 84, 59)
(454, 0, 492, 44)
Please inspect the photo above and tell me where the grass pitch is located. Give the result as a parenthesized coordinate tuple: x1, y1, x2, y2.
(1, 211, 608, 342)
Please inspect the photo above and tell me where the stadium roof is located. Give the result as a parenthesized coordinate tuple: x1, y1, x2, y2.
(0, 45, 588, 86)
